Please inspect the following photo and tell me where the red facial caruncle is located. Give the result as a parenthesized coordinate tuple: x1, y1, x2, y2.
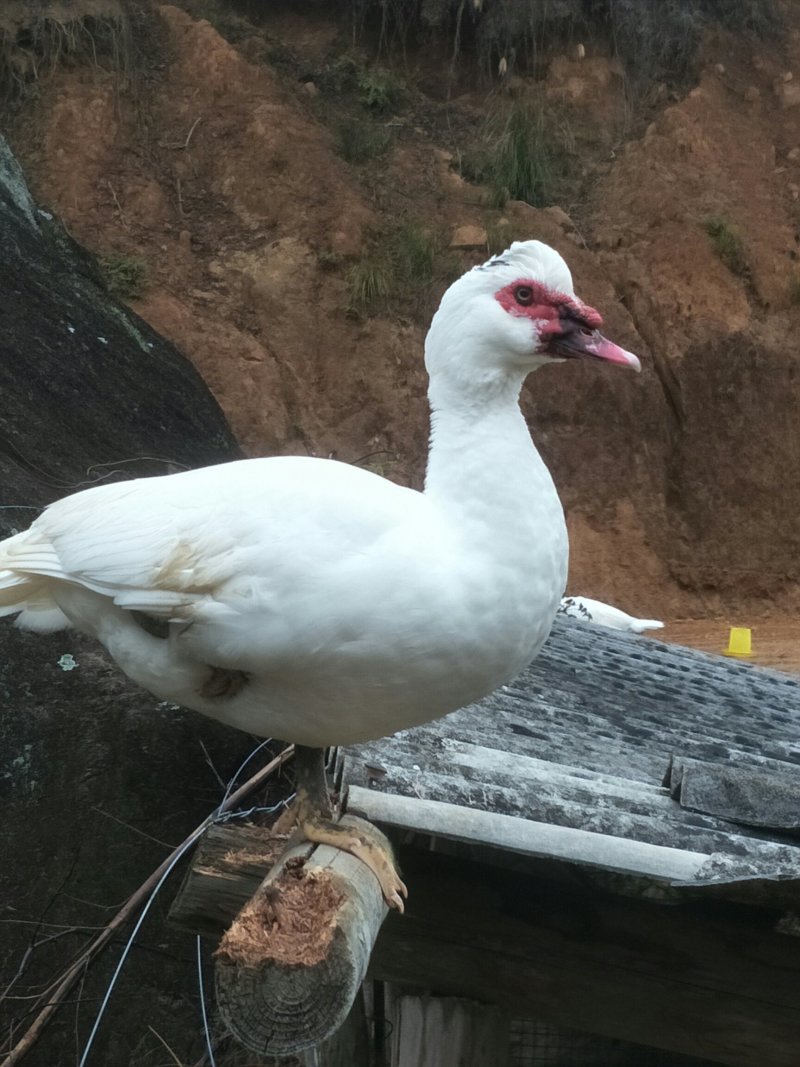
(494, 278, 603, 336)
(494, 277, 641, 371)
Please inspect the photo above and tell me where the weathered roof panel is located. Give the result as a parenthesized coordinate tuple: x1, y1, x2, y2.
(335, 618, 800, 901)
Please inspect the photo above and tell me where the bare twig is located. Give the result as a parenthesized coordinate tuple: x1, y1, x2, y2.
(161, 118, 202, 151)
(0, 859, 81, 1008)
(183, 117, 201, 150)
(0, 922, 105, 932)
(73, 960, 88, 1066)
(0, 746, 293, 1067)
(147, 1025, 186, 1067)
(106, 181, 126, 225)
(198, 741, 226, 793)
(91, 807, 176, 850)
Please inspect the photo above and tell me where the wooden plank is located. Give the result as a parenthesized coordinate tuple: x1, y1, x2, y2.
(389, 994, 509, 1067)
(368, 849, 800, 1067)
(315, 990, 370, 1067)
(346, 785, 709, 882)
(337, 751, 800, 866)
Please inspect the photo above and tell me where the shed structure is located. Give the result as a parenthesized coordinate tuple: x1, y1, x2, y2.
(173, 619, 800, 1066)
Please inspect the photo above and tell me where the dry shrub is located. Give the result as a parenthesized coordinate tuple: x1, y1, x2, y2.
(352, 0, 780, 87)
(0, 0, 135, 100)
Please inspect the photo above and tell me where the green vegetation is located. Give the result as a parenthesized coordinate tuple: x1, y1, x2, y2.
(489, 103, 558, 208)
(462, 101, 571, 209)
(315, 54, 403, 111)
(172, 0, 252, 38)
(357, 68, 404, 112)
(347, 259, 391, 309)
(598, 0, 780, 87)
(348, 223, 452, 316)
(388, 222, 438, 290)
(316, 58, 405, 165)
(335, 117, 392, 164)
(703, 217, 749, 278)
(99, 253, 149, 300)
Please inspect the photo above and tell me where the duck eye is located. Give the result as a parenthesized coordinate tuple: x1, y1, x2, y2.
(514, 285, 533, 306)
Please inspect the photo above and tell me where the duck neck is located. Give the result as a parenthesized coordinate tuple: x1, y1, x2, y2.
(423, 373, 553, 516)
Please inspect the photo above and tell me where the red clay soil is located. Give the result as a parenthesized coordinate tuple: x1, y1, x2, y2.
(8, 1, 800, 622)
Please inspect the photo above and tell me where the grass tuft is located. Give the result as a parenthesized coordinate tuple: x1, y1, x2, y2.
(703, 217, 749, 277)
(347, 223, 454, 317)
(335, 118, 392, 164)
(463, 101, 571, 209)
(100, 253, 149, 300)
(357, 67, 404, 112)
(387, 222, 438, 289)
(347, 259, 391, 309)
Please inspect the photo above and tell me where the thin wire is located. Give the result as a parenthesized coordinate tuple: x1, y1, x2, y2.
(76, 831, 203, 1067)
(219, 738, 273, 808)
(8, 746, 293, 1067)
(76, 743, 289, 1065)
(213, 799, 293, 825)
(196, 936, 217, 1067)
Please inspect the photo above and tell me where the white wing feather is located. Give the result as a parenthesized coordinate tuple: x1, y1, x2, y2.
(0, 456, 422, 620)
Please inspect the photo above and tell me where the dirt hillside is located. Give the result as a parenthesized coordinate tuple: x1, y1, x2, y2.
(5, 0, 800, 622)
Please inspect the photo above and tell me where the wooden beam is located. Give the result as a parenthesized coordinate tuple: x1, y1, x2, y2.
(371, 849, 800, 1067)
(170, 824, 800, 1067)
(169, 822, 277, 939)
(171, 817, 388, 1057)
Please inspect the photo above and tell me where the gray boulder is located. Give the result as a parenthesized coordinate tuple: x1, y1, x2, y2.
(0, 136, 264, 1065)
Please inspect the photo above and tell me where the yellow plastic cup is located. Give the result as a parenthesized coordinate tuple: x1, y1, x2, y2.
(724, 627, 752, 658)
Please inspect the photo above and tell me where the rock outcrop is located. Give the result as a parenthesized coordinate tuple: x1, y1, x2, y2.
(0, 137, 256, 1065)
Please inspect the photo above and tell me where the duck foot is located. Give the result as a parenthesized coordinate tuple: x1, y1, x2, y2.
(275, 744, 408, 912)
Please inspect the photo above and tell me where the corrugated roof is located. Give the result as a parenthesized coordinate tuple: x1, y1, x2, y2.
(334, 618, 800, 903)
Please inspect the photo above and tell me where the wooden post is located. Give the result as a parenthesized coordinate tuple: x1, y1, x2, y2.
(174, 815, 389, 1058)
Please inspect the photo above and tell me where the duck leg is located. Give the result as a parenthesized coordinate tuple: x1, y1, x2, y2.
(276, 744, 408, 912)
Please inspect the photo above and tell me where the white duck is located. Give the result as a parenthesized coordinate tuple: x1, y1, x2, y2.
(0, 241, 639, 908)
(558, 595, 663, 632)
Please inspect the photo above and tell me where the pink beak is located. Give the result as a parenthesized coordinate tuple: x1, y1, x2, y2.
(548, 327, 641, 372)
(582, 331, 641, 372)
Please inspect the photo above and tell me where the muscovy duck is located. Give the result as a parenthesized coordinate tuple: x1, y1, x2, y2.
(0, 241, 640, 908)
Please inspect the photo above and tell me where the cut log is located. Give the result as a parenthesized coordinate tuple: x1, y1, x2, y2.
(210, 815, 390, 1057)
